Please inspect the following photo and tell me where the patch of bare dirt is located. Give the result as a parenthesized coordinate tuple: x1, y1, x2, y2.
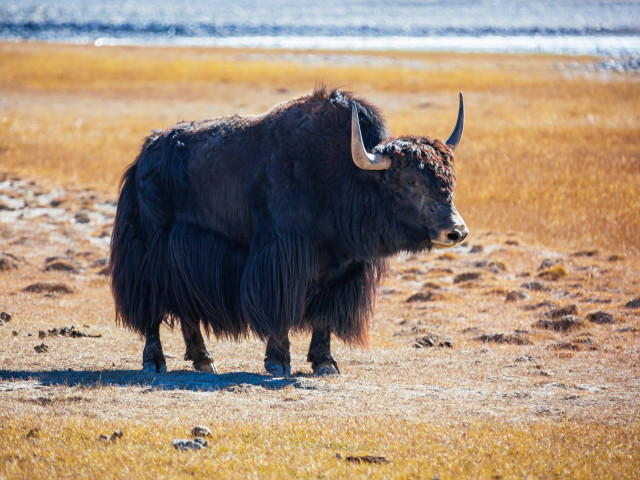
(1, 174, 639, 429)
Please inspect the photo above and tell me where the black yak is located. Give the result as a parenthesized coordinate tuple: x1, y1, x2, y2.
(109, 86, 468, 376)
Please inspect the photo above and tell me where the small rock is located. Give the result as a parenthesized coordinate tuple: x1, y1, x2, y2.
(586, 311, 615, 324)
(26, 428, 40, 439)
(405, 292, 434, 303)
(476, 333, 531, 345)
(22, 282, 74, 295)
(74, 212, 90, 224)
(0, 312, 11, 322)
(34, 343, 49, 353)
(191, 425, 211, 438)
(521, 281, 550, 292)
(0, 254, 19, 271)
(110, 430, 123, 442)
(523, 301, 556, 311)
(42, 325, 101, 338)
(533, 315, 584, 332)
(453, 271, 482, 283)
(345, 455, 390, 464)
(44, 259, 80, 274)
(173, 438, 209, 451)
(572, 250, 598, 257)
(544, 304, 578, 319)
(505, 290, 529, 302)
(91, 258, 108, 268)
(475, 260, 507, 273)
(625, 298, 640, 309)
(515, 355, 535, 362)
(414, 336, 452, 348)
(468, 245, 484, 253)
(552, 334, 597, 351)
(538, 258, 559, 270)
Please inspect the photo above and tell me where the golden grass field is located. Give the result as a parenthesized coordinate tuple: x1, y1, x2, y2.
(1, 42, 639, 479)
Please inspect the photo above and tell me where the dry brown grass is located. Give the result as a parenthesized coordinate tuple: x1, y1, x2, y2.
(2, 415, 639, 479)
(1, 42, 640, 479)
(1, 41, 638, 254)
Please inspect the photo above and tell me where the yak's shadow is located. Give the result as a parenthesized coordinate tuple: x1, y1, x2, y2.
(0, 369, 315, 392)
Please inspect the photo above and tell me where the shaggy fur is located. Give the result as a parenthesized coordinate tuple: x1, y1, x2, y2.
(109, 86, 460, 350)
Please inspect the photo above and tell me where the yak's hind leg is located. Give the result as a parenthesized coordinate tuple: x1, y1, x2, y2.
(264, 332, 291, 377)
(182, 322, 217, 373)
(307, 326, 340, 376)
(142, 322, 167, 373)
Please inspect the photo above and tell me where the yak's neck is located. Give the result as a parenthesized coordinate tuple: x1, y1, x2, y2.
(335, 176, 401, 262)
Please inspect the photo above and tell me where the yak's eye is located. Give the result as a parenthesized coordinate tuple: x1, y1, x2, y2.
(406, 178, 416, 186)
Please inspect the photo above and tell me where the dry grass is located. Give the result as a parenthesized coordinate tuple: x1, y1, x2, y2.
(1, 42, 638, 254)
(1, 42, 640, 479)
(2, 415, 639, 479)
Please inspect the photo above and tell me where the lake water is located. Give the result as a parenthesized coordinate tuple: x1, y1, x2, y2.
(1, 0, 639, 57)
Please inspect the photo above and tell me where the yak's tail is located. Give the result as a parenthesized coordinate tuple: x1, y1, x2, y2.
(109, 131, 250, 338)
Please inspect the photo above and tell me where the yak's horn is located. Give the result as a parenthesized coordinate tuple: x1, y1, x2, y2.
(445, 92, 464, 151)
(351, 104, 391, 171)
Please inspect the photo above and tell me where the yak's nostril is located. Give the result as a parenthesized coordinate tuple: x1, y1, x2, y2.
(447, 231, 461, 243)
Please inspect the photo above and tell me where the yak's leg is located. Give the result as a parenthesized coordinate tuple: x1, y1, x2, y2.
(307, 326, 340, 376)
(142, 322, 167, 373)
(264, 332, 291, 377)
(182, 323, 217, 373)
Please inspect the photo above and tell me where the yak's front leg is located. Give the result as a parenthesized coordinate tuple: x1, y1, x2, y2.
(142, 322, 167, 373)
(182, 322, 217, 373)
(264, 332, 291, 377)
(307, 326, 340, 376)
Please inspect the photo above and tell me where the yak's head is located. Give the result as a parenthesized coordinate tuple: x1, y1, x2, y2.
(351, 94, 468, 251)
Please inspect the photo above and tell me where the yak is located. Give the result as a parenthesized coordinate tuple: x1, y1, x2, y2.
(109, 86, 468, 377)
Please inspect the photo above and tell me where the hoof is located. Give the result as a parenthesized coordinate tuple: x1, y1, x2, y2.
(312, 358, 340, 376)
(194, 362, 218, 374)
(265, 360, 291, 377)
(313, 363, 340, 376)
(142, 347, 166, 373)
(143, 362, 167, 374)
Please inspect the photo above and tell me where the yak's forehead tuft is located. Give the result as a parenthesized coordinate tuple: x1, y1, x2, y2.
(374, 136, 456, 192)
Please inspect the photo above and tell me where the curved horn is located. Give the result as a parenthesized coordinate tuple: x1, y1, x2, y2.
(445, 92, 464, 151)
(351, 104, 391, 171)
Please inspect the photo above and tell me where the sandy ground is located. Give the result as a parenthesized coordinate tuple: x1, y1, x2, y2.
(1, 172, 639, 427)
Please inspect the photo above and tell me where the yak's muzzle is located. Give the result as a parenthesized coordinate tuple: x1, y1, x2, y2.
(430, 205, 468, 249)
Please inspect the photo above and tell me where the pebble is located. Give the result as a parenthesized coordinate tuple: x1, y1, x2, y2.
(533, 315, 584, 332)
(625, 298, 640, 309)
(173, 438, 209, 451)
(34, 343, 49, 353)
(453, 271, 482, 283)
(191, 425, 211, 437)
(521, 281, 550, 292)
(505, 290, 529, 302)
(544, 304, 578, 319)
(586, 311, 615, 324)
(98, 430, 123, 443)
